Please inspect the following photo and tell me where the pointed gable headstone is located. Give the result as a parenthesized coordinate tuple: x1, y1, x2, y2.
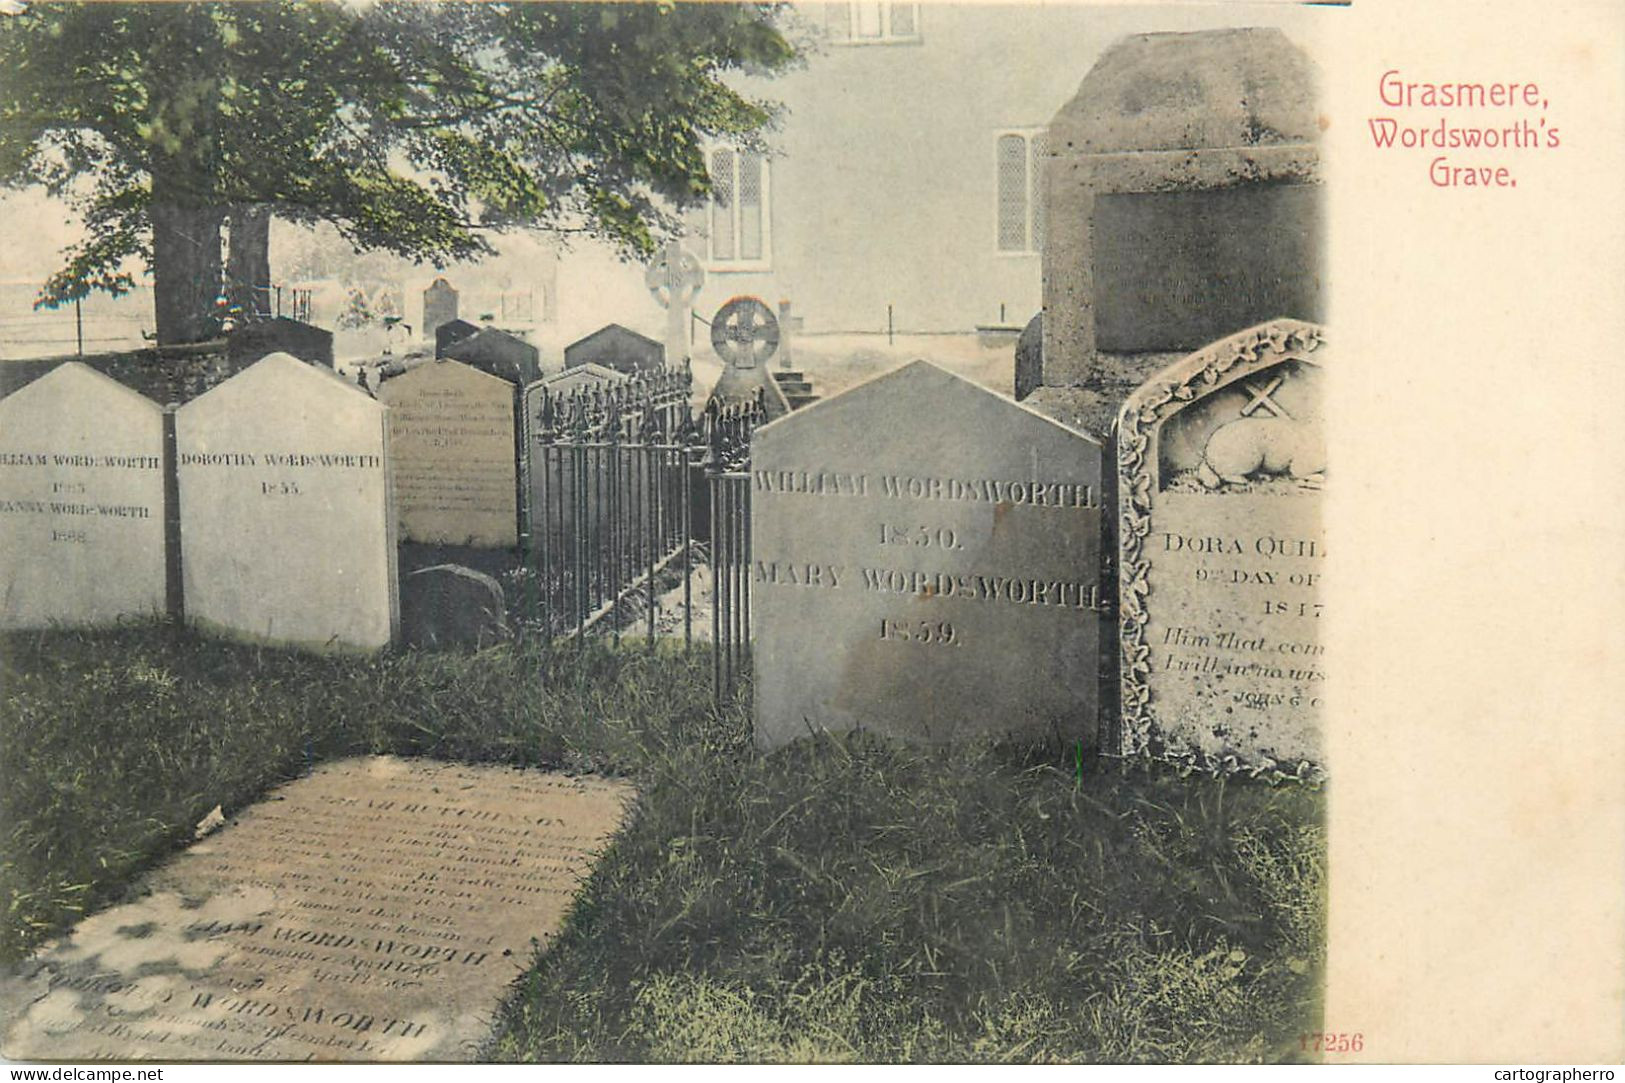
(176, 353, 397, 651)
(0, 363, 168, 629)
(751, 360, 1105, 750)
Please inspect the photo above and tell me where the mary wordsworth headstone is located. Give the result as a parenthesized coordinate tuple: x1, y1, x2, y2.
(752, 360, 1104, 750)
(1116, 319, 1326, 776)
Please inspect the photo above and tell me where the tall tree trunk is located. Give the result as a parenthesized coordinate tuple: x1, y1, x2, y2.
(150, 195, 225, 346)
(227, 204, 273, 319)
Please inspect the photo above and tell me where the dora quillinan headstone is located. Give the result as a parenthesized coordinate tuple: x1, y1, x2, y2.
(751, 361, 1104, 750)
(1117, 319, 1326, 776)
(0, 758, 635, 1062)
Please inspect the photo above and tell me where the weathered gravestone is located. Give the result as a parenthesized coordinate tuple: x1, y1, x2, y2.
(376, 360, 519, 549)
(531, 362, 629, 398)
(752, 360, 1104, 749)
(0, 757, 635, 1062)
(176, 353, 398, 651)
(706, 296, 790, 421)
(435, 318, 480, 360)
(228, 317, 334, 369)
(422, 277, 459, 336)
(563, 323, 665, 375)
(1116, 319, 1325, 776)
(1014, 312, 1042, 402)
(442, 327, 541, 386)
(0, 364, 168, 629)
(1032, 27, 1322, 436)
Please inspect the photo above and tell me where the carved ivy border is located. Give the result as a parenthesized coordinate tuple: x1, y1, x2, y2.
(1114, 319, 1327, 785)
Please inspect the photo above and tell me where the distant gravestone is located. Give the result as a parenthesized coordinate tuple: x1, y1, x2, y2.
(1014, 312, 1042, 401)
(563, 323, 665, 375)
(0, 364, 168, 629)
(176, 353, 398, 651)
(707, 296, 790, 421)
(0, 757, 635, 1062)
(752, 360, 1104, 749)
(442, 327, 541, 386)
(435, 318, 480, 359)
(1035, 28, 1322, 433)
(228, 317, 334, 368)
(376, 360, 518, 548)
(644, 239, 705, 366)
(401, 564, 509, 650)
(530, 363, 629, 398)
(422, 277, 459, 336)
(1116, 319, 1326, 776)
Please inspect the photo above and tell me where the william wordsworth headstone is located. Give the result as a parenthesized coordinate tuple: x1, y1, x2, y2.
(0, 757, 636, 1062)
(1032, 28, 1322, 436)
(376, 360, 519, 548)
(0, 364, 167, 629)
(176, 352, 398, 651)
(1116, 319, 1326, 776)
(752, 360, 1104, 749)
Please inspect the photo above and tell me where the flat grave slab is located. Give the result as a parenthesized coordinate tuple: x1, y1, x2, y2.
(0, 757, 635, 1062)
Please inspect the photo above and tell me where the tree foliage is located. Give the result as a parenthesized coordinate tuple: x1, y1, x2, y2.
(0, 1, 797, 339)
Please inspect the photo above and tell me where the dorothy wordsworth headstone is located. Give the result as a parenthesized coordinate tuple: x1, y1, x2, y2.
(176, 352, 398, 651)
(1116, 318, 1326, 777)
(376, 360, 519, 548)
(752, 360, 1104, 750)
(1032, 28, 1323, 435)
(0, 363, 168, 629)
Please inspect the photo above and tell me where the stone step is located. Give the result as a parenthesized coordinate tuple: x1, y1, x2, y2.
(784, 392, 821, 410)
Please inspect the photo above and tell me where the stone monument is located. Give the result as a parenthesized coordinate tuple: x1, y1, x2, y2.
(752, 360, 1105, 750)
(1116, 318, 1325, 777)
(1030, 27, 1323, 436)
(0, 364, 169, 630)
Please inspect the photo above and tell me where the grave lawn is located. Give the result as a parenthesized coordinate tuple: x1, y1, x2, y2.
(0, 625, 1324, 1063)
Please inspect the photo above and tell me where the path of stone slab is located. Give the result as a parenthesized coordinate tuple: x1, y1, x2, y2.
(0, 757, 635, 1062)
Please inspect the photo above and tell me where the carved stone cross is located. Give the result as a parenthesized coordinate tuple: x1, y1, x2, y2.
(644, 239, 705, 366)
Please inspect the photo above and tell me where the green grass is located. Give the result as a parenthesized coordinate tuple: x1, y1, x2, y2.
(0, 623, 1324, 1063)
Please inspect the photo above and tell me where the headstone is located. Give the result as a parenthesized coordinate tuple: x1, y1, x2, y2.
(1035, 28, 1322, 434)
(434, 318, 480, 359)
(530, 363, 630, 398)
(227, 317, 334, 369)
(1116, 319, 1325, 776)
(752, 360, 1104, 750)
(376, 361, 519, 549)
(563, 323, 665, 375)
(0, 757, 635, 1062)
(176, 352, 398, 651)
(644, 240, 705, 367)
(706, 296, 791, 421)
(423, 278, 459, 336)
(0, 364, 168, 629)
(1014, 312, 1042, 401)
(401, 564, 509, 650)
(441, 327, 541, 386)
